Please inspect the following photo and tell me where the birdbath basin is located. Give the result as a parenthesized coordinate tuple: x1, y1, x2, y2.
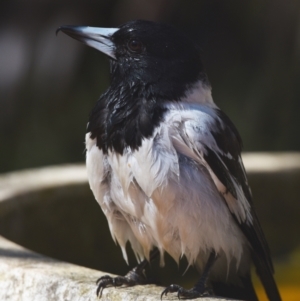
(0, 153, 299, 300)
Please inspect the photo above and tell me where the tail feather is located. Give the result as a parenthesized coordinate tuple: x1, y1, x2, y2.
(234, 211, 282, 301)
(253, 255, 282, 301)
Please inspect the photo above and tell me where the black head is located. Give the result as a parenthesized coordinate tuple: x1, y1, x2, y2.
(57, 20, 208, 154)
(58, 20, 206, 101)
(110, 20, 205, 99)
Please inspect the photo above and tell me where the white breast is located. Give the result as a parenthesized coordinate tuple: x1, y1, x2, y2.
(85, 103, 250, 281)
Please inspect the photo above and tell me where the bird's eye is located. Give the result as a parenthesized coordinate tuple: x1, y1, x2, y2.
(127, 39, 143, 53)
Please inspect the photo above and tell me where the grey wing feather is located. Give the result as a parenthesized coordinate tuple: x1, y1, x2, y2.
(200, 109, 281, 301)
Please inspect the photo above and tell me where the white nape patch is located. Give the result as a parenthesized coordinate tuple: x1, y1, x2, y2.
(182, 80, 216, 107)
(85, 100, 251, 282)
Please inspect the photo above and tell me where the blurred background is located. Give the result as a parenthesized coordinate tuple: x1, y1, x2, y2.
(0, 0, 299, 300)
(1, 0, 300, 173)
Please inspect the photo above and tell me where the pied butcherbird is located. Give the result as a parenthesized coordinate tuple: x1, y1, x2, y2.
(57, 20, 281, 301)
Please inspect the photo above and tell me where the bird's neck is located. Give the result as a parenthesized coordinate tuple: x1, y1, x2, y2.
(87, 79, 215, 155)
(87, 82, 166, 154)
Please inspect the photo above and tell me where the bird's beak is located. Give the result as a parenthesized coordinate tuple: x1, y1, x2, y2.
(56, 26, 118, 60)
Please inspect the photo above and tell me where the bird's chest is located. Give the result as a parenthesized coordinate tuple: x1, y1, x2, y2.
(86, 121, 245, 268)
(86, 119, 181, 214)
(108, 124, 180, 206)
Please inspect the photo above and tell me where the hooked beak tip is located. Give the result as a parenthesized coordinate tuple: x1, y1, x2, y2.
(55, 27, 61, 36)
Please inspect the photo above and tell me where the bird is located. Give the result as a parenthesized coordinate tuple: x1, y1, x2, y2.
(57, 20, 282, 301)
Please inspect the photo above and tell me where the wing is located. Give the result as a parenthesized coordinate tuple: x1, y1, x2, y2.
(168, 103, 281, 301)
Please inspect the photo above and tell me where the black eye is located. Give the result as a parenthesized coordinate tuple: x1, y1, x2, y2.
(127, 39, 143, 53)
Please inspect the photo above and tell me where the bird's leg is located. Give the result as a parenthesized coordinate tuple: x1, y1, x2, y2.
(96, 248, 159, 297)
(161, 250, 218, 299)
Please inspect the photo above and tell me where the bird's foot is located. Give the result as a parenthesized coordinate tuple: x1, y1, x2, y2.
(161, 284, 212, 300)
(96, 265, 149, 297)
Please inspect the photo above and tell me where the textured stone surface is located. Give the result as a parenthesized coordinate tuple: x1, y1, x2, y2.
(0, 236, 233, 301)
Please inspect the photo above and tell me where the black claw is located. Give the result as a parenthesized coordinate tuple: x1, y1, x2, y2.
(161, 289, 167, 299)
(96, 282, 102, 298)
(161, 284, 181, 299)
(96, 285, 102, 298)
(177, 289, 183, 299)
(161, 251, 217, 299)
(161, 283, 211, 300)
(95, 250, 160, 298)
(95, 266, 150, 298)
(96, 275, 114, 297)
(96, 275, 111, 285)
(96, 275, 126, 297)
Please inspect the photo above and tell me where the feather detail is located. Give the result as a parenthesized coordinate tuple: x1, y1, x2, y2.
(86, 103, 249, 278)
